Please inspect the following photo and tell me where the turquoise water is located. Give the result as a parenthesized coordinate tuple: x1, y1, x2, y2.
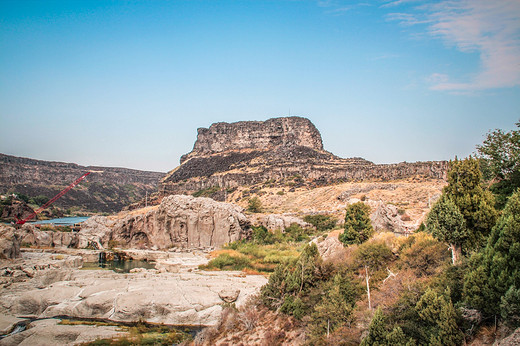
(31, 216, 90, 226)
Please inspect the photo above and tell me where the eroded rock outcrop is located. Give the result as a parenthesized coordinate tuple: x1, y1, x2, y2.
(249, 214, 309, 231)
(160, 117, 448, 196)
(80, 195, 251, 250)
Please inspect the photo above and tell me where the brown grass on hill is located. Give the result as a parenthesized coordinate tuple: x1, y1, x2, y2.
(228, 178, 446, 226)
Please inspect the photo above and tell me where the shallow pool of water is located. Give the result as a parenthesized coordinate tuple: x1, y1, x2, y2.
(81, 260, 156, 273)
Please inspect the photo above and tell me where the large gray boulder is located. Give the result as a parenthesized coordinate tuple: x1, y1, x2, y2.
(370, 202, 413, 234)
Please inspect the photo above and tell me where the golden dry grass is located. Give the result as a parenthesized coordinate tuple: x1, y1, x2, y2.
(228, 178, 446, 225)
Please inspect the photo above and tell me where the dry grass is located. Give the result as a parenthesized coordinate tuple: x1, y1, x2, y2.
(227, 178, 445, 226)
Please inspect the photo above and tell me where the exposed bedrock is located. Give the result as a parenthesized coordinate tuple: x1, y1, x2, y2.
(0, 251, 267, 330)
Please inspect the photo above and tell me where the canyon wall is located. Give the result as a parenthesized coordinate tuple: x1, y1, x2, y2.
(0, 154, 165, 213)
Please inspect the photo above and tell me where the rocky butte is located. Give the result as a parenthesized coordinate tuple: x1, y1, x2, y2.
(160, 116, 447, 195)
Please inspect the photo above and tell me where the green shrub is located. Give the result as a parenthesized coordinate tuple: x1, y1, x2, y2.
(202, 253, 251, 271)
(401, 234, 450, 277)
(192, 186, 220, 198)
(15, 193, 30, 203)
(261, 244, 333, 319)
(303, 214, 337, 232)
(247, 197, 263, 213)
(39, 225, 55, 232)
(30, 195, 50, 206)
(354, 240, 395, 278)
(284, 223, 310, 242)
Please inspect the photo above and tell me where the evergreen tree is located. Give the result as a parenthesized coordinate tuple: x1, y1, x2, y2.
(415, 288, 463, 346)
(261, 243, 331, 318)
(425, 195, 467, 264)
(464, 190, 520, 317)
(339, 202, 374, 245)
(443, 158, 497, 250)
(477, 121, 520, 208)
(361, 307, 388, 346)
(361, 307, 414, 346)
(500, 286, 520, 328)
(386, 326, 413, 346)
(311, 273, 358, 336)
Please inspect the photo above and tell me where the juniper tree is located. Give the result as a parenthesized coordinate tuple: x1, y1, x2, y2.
(464, 190, 520, 318)
(477, 121, 520, 208)
(339, 202, 374, 245)
(443, 158, 497, 250)
(425, 158, 496, 263)
(425, 195, 467, 264)
(361, 307, 414, 346)
(415, 288, 463, 346)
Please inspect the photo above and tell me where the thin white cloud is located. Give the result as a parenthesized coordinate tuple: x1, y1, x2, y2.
(317, 1, 373, 15)
(388, 0, 520, 92)
(381, 0, 422, 9)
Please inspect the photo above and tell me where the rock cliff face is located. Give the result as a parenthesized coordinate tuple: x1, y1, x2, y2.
(0, 153, 165, 213)
(161, 117, 447, 195)
(181, 116, 323, 163)
(79, 195, 251, 249)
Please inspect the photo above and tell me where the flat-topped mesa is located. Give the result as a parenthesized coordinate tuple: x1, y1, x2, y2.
(180, 116, 323, 163)
(159, 116, 448, 197)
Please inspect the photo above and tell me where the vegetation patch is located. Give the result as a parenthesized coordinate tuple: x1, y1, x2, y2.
(192, 185, 221, 198)
(78, 320, 193, 346)
(201, 241, 304, 273)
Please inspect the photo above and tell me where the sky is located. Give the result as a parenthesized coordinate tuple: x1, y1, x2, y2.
(1, 0, 519, 173)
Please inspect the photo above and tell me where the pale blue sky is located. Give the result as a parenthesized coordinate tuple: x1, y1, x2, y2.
(1, 0, 519, 172)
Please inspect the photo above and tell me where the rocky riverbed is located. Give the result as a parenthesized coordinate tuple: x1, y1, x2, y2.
(0, 249, 267, 345)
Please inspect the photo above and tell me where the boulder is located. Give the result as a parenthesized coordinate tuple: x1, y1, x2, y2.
(0, 318, 127, 346)
(0, 200, 34, 223)
(370, 202, 412, 234)
(498, 328, 520, 345)
(0, 225, 21, 259)
(219, 289, 240, 303)
(311, 235, 346, 262)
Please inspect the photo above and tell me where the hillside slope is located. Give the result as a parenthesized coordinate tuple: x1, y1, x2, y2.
(0, 153, 164, 213)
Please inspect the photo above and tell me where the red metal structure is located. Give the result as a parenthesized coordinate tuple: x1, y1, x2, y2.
(15, 172, 92, 225)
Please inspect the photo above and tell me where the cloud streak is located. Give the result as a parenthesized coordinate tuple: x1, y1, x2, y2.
(389, 0, 520, 92)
